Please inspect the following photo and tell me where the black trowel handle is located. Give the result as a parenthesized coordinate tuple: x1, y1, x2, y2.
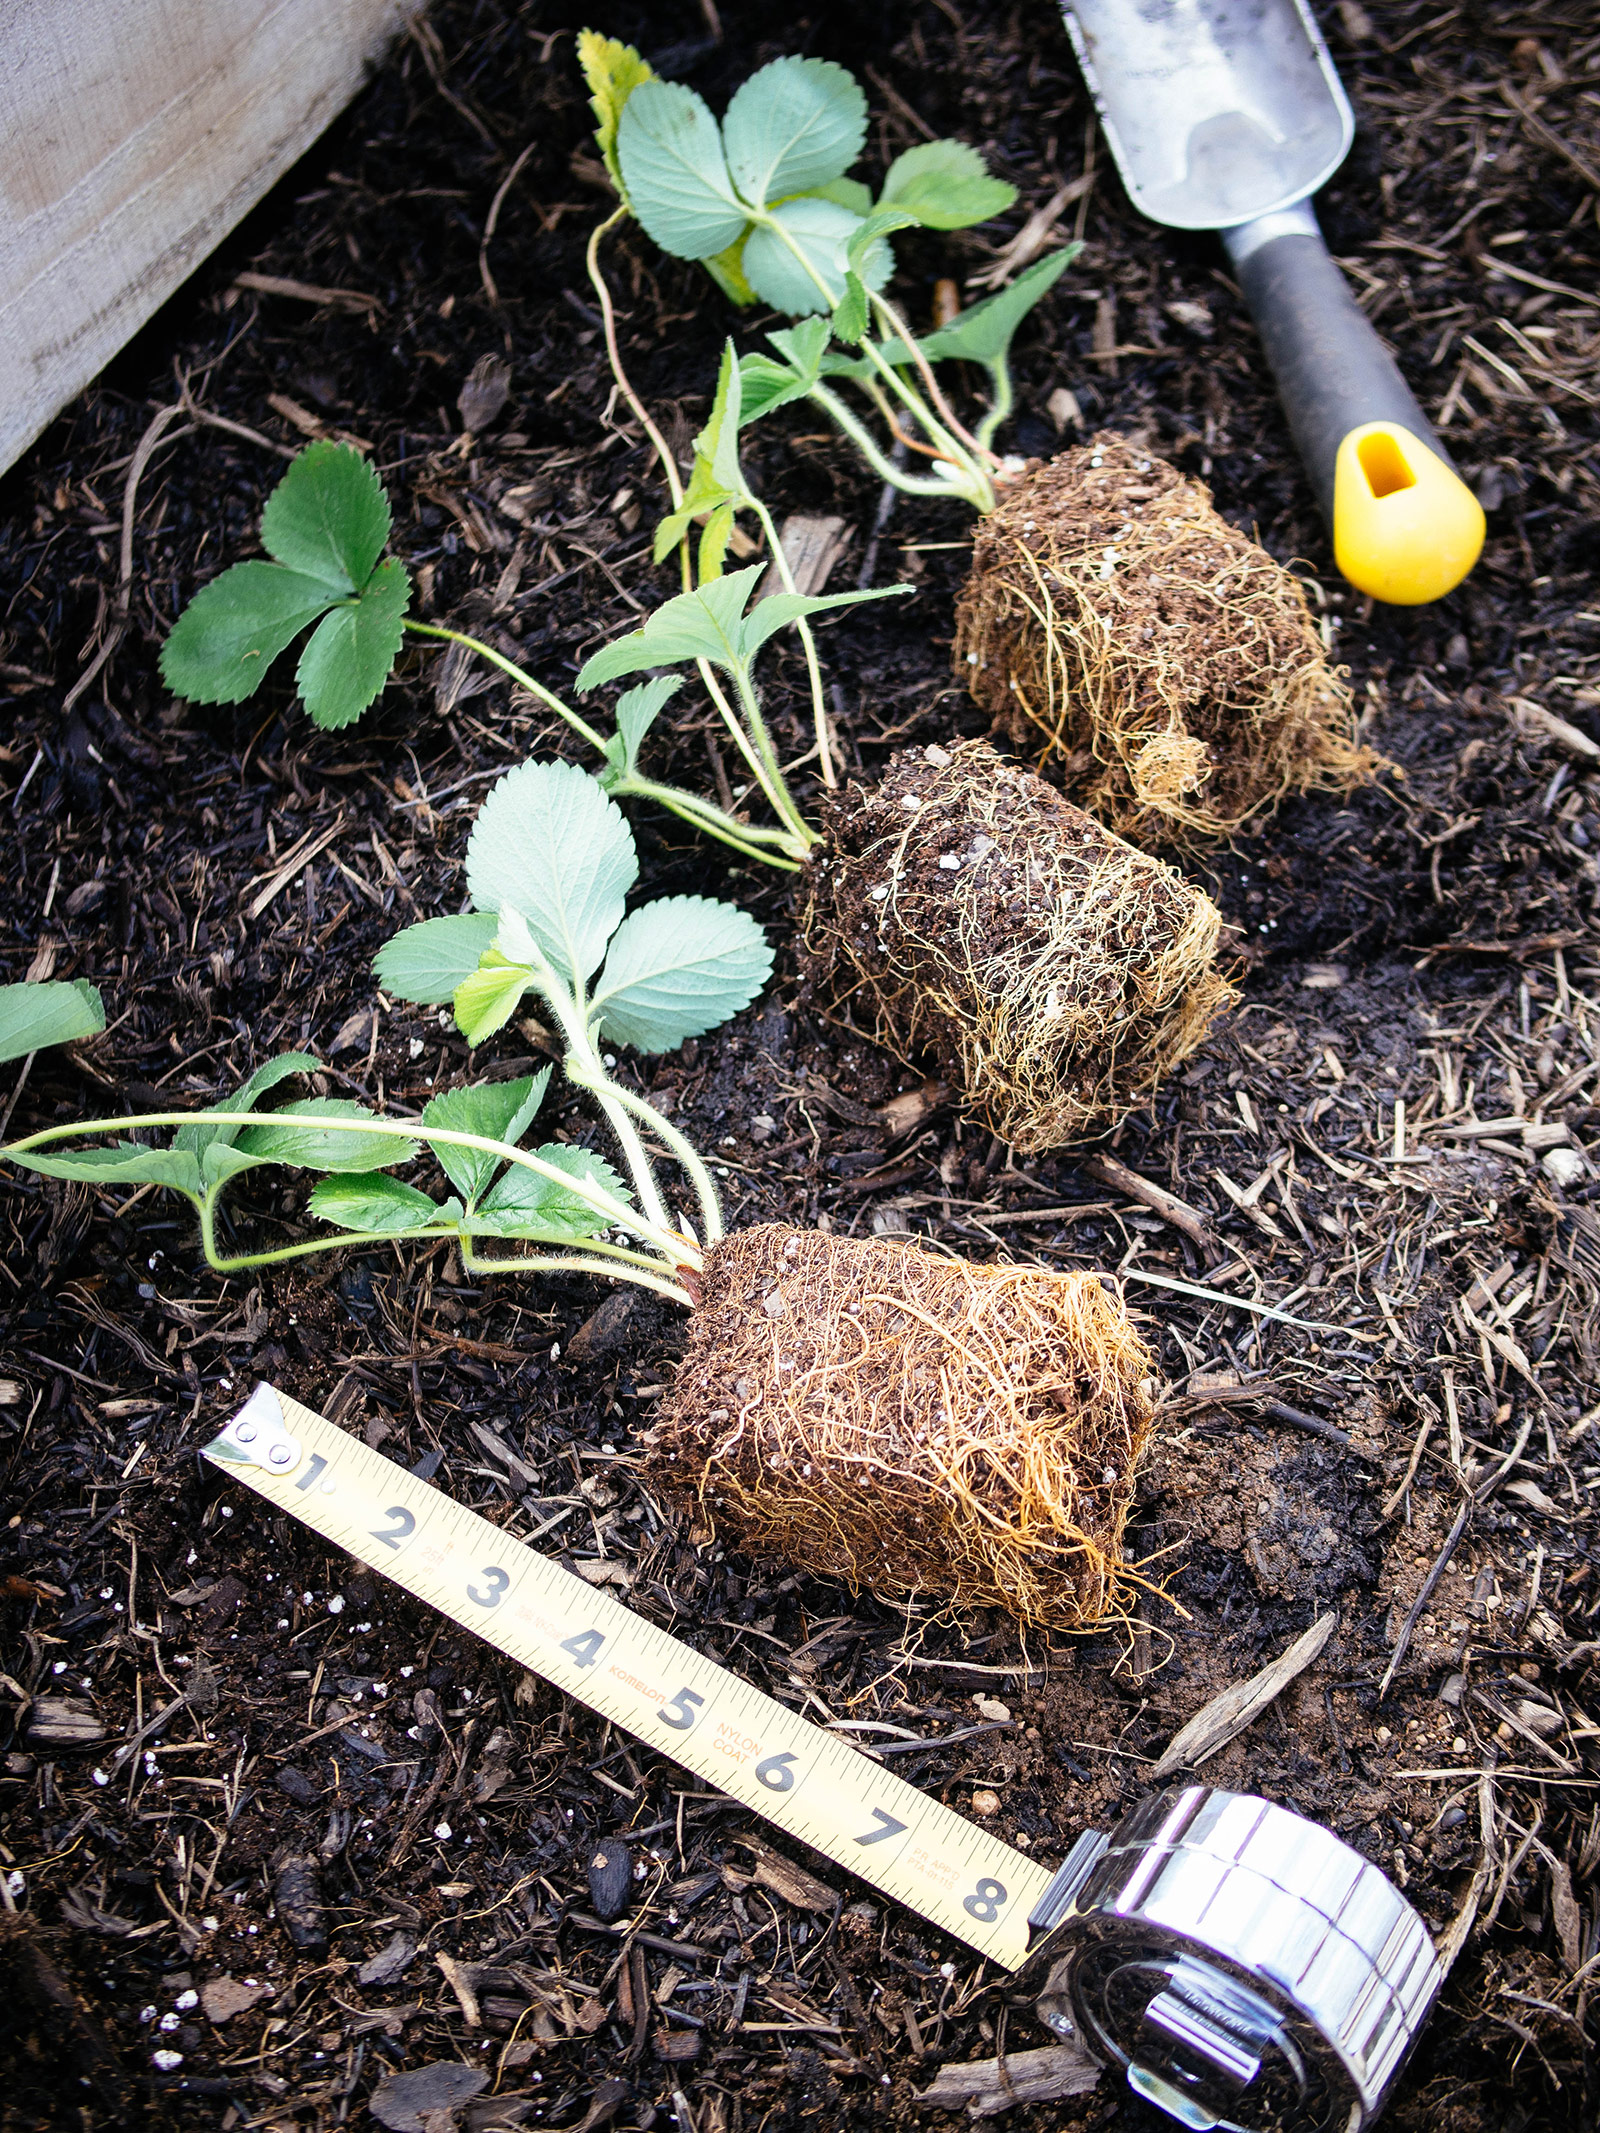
(1223, 208, 1484, 606)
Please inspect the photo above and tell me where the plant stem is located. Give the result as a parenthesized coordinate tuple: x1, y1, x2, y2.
(975, 356, 1014, 454)
(587, 207, 685, 516)
(808, 384, 977, 501)
(200, 1209, 456, 1274)
(460, 1242, 693, 1303)
(730, 665, 817, 847)
(4, 1111, 697, 1269)
(405, 623, 610, 755)
(594, 1082, 725, 1245)
(745, 494, 835, 789)
(608, 773, 805, 868)
(868, 287, 992, 463)
(407, 621, 804, 870)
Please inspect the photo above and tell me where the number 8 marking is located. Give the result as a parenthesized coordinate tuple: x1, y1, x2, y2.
(963, 1877, 1008, 1922)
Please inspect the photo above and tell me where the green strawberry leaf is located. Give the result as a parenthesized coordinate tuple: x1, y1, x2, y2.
(878, 140, 1017, 230)
(468, 1143, 630, 1239)
(422, 1072, 552, 1204)
(374, 913, 502, 1006)
(309, 1173, 455, 1234)
(0, 980, 104, 1066)
(465, 761, 637, 987)
(721, 56, 867, 208)
(260, 440, 392, 591)
(295, 558, 410, 730)
(591, 896, 772, 1052)
(617, 80, 748, 261)
(160, 561, 342, 704)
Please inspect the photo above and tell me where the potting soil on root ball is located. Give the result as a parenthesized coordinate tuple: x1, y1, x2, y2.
(648, 1224, 1155, 1631)
(801, 738, 1235, 1152)
(953, 432, 1382, 845)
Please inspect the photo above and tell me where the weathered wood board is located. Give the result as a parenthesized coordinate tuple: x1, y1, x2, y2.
(0, 0, 423, 476)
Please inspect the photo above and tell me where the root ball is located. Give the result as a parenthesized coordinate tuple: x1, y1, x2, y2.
(650, 1224, 1155, 1630)
(953, 433, 1380, 843)
(802, 738, 1234, 1152)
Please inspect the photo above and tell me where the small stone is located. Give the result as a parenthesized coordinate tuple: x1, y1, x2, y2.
(369, 2062, 490, 2133)
(974, 1696, 1011, 1724)
(937, 854, 961, 871)
(1374, 1726, 1391, 1745)
(970, 1789, 1002, 1818)
(924, 745, 952, 768)
(201, 1975, 269, 2025)
(588, 1839, 635, 1923)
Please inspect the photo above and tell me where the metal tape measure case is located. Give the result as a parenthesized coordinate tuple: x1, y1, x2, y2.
(1031, 1788, 1442, 2132)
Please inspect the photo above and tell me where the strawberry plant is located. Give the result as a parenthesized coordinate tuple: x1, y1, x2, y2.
(578, 38, 1079, 516)
(160, 431, 904, 871)
(2, 765, 768, 1303)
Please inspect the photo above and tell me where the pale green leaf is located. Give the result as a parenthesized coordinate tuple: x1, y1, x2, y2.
(160, 562, 340, 704)
(468, 1143, 630, 1238)
(721, 56, 866, 209)
(260, 441, 392, 590)
(613, 676, 680, 775)
(0, 980, 104, 1066)
(879, 139, 1017, 229)
(374, 913, 501, 1005)
(575, 564, 766, 688)
(617, 80, 747, 260)
(578, 29, 654, 193)
(233, 1100, 419, 1173)
(742, 198, 890, 316)
(453, 958, 532, 1048)
(422, 1071, 551, 1203)
(310, 1172, 452, 1234)
(808, 176, 872, 215)
(740, 582, 911, 661)
(698, 502, 737, 581)
(915, 248, 1075, 365)
(700, 339, 746, 496)
(465, 760, 637, 986)
(831, 270, 868, 345)
(592, 896, 772, 1052)
(8, 1142, 205, 1200)
(295, 558, 410, 730)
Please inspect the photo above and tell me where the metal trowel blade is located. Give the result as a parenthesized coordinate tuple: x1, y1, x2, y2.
(1061, 0, 1355, 231)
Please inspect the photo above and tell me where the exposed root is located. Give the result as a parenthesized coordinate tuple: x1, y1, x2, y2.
(649, 1224, 1157, 1630)
(954, 432, 1382, 844)
(802, 739, 1235, 1152)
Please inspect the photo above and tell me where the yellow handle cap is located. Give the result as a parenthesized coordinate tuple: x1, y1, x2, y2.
(1332, 421, 1485, 606)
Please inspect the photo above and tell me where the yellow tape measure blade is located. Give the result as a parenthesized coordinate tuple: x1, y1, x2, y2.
(204, 1385, 1052, 1968)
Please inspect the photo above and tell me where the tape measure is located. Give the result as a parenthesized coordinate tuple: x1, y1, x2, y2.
(206, 1384, 1054, 1969)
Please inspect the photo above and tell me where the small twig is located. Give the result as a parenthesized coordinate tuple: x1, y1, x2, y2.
(1152, 1611, 1338, 1779)
(480, 139, 541, 306)
(64, 400, 187, 715)
(1081, 1150, 1212, 1248)
(1379, 1414, 1535, 1699)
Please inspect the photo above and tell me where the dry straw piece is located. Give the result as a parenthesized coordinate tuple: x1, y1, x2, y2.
(650, 1225, 1156, 1630)
(803, 739, 1235, 1153)
(954, 432, 1380, 844)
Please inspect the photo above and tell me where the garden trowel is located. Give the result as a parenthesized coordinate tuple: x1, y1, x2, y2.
(1060, 0, 1484, 604)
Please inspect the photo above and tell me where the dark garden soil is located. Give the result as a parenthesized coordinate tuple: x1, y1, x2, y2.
(2, 3, 1599, 2129)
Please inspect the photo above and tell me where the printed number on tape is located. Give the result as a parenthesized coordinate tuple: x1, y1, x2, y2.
(207, 1384, 1051, 1966)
